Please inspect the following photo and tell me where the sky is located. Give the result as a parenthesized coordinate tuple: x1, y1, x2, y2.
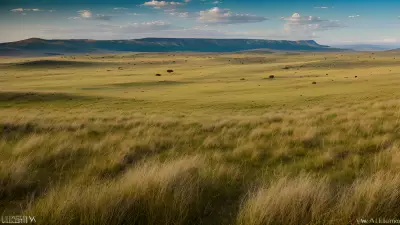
(1, 0, 400, 45)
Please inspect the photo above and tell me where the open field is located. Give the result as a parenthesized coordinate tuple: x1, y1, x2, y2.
(1, 51, 400, 224)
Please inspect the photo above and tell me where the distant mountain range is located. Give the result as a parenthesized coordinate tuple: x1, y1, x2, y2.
(0, 38, 345, 56)
(331, 44, 400, 52)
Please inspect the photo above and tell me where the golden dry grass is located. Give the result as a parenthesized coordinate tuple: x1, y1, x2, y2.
(1, 51, 400, 224)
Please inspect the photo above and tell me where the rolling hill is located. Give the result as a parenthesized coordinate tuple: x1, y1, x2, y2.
(0, 37, 343, 56)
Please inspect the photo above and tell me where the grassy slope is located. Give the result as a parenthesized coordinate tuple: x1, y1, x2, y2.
(1, 51, 400, 224)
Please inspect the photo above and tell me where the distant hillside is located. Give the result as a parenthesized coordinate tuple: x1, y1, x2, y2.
(386, 48, 400, 52)
(331, 44, 395, 52)
(0, 37, 343, 56)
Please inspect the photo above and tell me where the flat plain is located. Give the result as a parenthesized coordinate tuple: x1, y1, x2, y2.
(1, 51, 400, 224)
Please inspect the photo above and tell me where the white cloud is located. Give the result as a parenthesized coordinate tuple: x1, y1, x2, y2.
(70, 10, 112, 21)
(169, 12, 189, 18)
(78, 10, 92, 18)
(142, 0, 184, 9)
(282, 13, 343, 34)
(10, 8, 55, 13)
(11, 8, 24, 12)
(212, 1, 221, 4)
(198, 7, 267, 25)
(113, 7, 128, 10)
(314, 6, 329, 9)
(348, 15, 360, 18)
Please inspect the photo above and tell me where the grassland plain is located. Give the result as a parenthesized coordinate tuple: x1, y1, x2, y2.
(1, 51, 400, 224)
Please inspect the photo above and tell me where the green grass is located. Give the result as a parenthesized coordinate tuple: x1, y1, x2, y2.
(1, 51, 400, 224)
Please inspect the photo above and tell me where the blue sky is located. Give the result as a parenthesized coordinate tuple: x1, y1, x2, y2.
(1, 0, 400, 45)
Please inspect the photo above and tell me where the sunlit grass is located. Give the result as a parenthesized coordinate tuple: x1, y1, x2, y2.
(1, 51, 400, 224)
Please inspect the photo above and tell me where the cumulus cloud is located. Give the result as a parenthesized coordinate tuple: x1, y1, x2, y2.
(10, 8, 55, 13)
(69, 10, 112, 21)
(142, 0, 184, 9)
(198, 7, 267, 25)
(314, 6, 329, 9)
(113, 7, 128, 10)
(348, 15, 360, 18)
(79, 10, 92, 18)
(282, 13, 343, 34)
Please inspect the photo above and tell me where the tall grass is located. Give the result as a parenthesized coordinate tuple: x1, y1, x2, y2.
(237, 172, 400, 225)
(26, 156, 243, 225)
(0, 98, 400, 224)
(237, 175, 332, 225)
(2, 50, 400, 223)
